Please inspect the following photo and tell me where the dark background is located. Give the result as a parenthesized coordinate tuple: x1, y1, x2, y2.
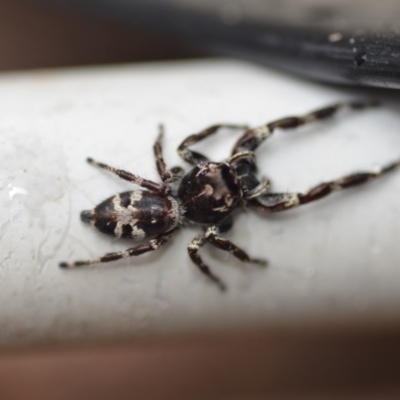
(4, 0, 400, 87)
(0, 0, 197, 71)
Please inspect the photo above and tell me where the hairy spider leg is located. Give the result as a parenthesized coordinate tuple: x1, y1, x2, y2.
(188, 235, 227, 291)
(59, 234, 173, 268)
(250, 159, 400, 212)
(187, 225, 267, 291)
(153, 125, 184, 183)
(232, 100, 379, 155)
(229, 150, 269, 199)
(86, 157, 169, 194)
(228, 150, 257, 166)
(243, 178, 271, 200)
(205, 225, 267, 266)
(178, 124, 249, 165)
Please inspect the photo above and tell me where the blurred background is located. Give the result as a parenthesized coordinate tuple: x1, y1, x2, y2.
(0, 0, 199, 71)
(1, 1, 400, 399)
(3, 0, 400, 86)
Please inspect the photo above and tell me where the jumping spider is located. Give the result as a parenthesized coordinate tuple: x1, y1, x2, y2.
(60, 100, 400, 291)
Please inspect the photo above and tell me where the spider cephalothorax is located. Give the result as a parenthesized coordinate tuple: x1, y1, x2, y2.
(60, 101, 400, 290)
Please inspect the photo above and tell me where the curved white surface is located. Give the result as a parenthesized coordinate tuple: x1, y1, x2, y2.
(1, 60, 400, 348)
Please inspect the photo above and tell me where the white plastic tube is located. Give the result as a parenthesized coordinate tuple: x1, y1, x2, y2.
(1, 59, 400, 348)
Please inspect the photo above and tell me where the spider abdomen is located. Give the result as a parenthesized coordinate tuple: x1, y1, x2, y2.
(81, 190, 181, 239)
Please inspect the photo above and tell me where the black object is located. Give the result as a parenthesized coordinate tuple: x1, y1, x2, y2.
(38, 0, 400, 89)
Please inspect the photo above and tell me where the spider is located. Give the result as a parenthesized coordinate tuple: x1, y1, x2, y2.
(60, 100, 400, 291)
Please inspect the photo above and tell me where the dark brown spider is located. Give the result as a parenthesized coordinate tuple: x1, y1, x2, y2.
(60, 100, 400, 291)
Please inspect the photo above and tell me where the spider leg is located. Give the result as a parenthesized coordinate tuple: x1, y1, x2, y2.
(232, 100, 379, 155)
(205, 225, 267, 266)
(59, 234, 173, 268)
(153, 124, 183, 183)
(87, 157, 169, 194)
(244, 178, 271, 200)
(229, 150, 267, 195)
(178, 123, 248, 165)
(250, 159, 400, 212)
(169, 166, 185, 177)
(188, 236, 227, 291)
(229, 150, 257, 167)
